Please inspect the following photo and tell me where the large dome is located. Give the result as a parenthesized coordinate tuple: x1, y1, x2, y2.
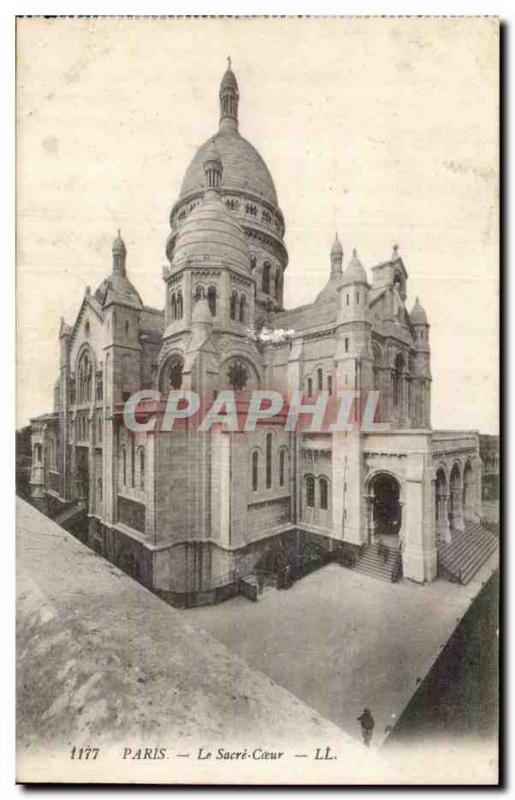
(172, 193, 250, 273)
(180, 128, 278, 206)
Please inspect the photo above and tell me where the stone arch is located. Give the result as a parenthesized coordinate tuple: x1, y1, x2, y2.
(366, 470, 404, 543)
(449, 461, 464, 533)
(462, 459, 475, 522)
(435, 466, 450, 546)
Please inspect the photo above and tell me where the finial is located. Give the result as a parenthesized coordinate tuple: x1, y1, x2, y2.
(392, 243, 399, 259)
(227, 55, 231, 70)
(352, 247, 357, 258)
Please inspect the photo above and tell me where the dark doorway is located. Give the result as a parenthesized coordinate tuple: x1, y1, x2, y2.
(372, 473, 402, 538)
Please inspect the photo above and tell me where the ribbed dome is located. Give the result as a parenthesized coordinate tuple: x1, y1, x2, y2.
(343, 248, 368, 284)
(410, 296, 428, 325)
(180, 129, 278, 206)
(172, 193, 251, 271)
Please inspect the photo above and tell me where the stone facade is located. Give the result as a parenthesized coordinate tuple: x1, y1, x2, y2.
(30, 61, 481, 600)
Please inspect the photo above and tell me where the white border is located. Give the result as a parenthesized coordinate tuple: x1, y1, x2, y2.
(2, 3, 508, 798)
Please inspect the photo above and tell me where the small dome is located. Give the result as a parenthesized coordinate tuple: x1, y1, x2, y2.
(342, 248, 367, 284)
(410, 297, 428, 325)
(172, 194, 251, 272)
(112, 229, 126, 255)
(192, 297, 213, 326)
(331, 233, 343, 257)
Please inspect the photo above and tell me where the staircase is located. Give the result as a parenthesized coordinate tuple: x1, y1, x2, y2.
(438, 521, 499, 585)
(353, 543, 401, 584)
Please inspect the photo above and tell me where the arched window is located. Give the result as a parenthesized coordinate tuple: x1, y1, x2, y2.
(356, 291, 360, 304)
(279, 448, 287, 487)
(171, 293, 177, 320)
(139, 447, 145, 490)
(125, 320, 129, 336)
(327, 375, 333, 396)
(250, 255, 257, 271)
(345, 337, 349, 353)
(262, 262, 271, 294)
(317, 368, 323, 392)
(306, 476, 315, 508)
(266, 432, 273, 489)
(194, 285, 204, 303)
(207, 286, 217, 316)
(307, 377, 313, 397)
(320, 477, 329, 510)
(230, 291, 238, 320)
(77, 350, 93, 403)
(252, 450, 259, 492)
(239, 294, 247, 323)
(97, 477, 102, 502)
(176, 290, 183, 320)
(274, 270, 280, 299)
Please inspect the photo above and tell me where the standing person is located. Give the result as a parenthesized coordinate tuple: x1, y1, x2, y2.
(357, 708, 375, 747)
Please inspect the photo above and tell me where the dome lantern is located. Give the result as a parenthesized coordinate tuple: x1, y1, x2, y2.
(219, 56, 239, 132)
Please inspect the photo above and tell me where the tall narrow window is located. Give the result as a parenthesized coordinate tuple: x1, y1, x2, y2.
(122, 448, 127, 487)
(266, 433, 273, 489)
(239, 294, 247, 323)
(207, 286, 217, 316)
(345, 337, 349, 353)
(230, 291, 237, 320)
(306, 476, 315, 508)
(320, 477, 328, 510)
(279, 449, 287, 487)
(274, 270, 280, 299)
(139, 448, 145, 490)
(171, 293, 177, 320)
(97, 478, 102, 502)
(346, 294, 350, 306)
(176, 291, 183, 319)
(307, 378, 313, 397)
(262, 262, 271, 294)
(130, 436, 135, 488)
(317, 368, 323, 391)
(252, 450, 259, 492)
(327, 375, 333, 396)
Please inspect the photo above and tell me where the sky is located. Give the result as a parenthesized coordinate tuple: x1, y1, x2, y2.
(16, 16, 499, 432)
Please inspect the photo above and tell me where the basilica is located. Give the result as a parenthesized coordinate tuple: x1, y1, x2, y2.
(29, 61, 495, 604)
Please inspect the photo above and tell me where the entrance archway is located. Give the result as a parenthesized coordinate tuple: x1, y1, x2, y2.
(369, 473, 402, 544)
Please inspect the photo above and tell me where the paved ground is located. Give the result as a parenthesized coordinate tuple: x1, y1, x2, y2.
(185, 554, 499, 747)
(16, 499, 372, 784)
